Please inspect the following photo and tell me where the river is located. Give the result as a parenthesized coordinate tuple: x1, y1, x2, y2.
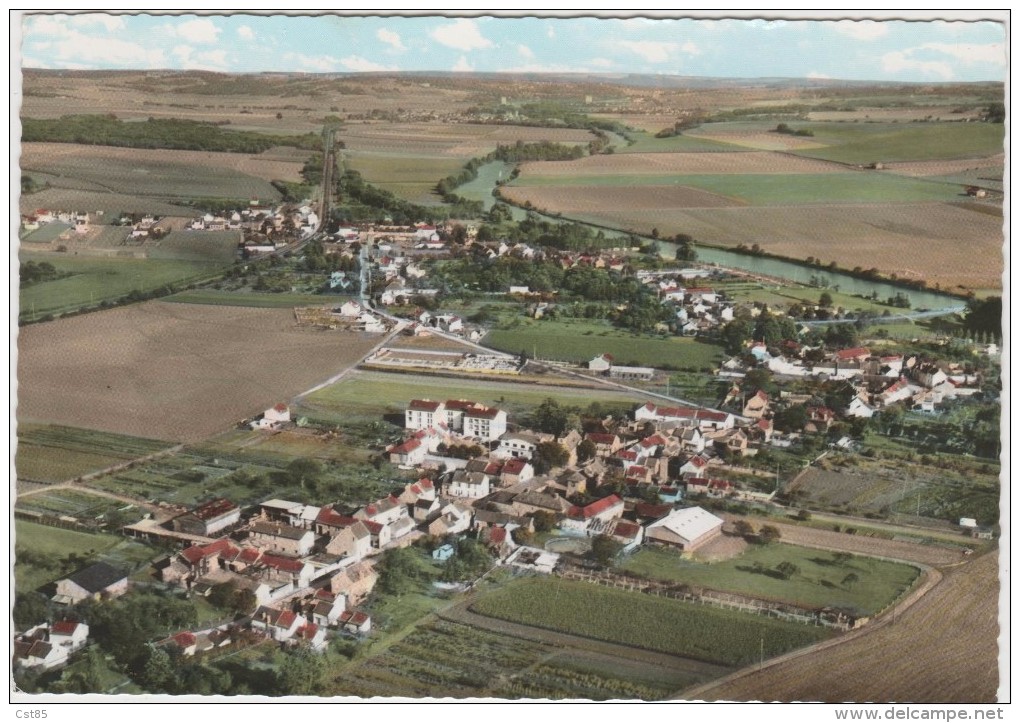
(463, 162, 964, 312)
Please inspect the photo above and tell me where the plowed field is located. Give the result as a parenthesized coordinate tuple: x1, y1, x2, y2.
(516, 151, 848, 177)
(500, 184, 743, 211)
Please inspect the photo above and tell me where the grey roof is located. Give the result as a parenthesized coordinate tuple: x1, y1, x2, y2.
(67, 562, 127, 593)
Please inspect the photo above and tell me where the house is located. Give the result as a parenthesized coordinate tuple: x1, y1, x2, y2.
(634, 402, 734, 431)
(251, 607, 302, 642)
(309, 588, 347, 627)
(586, 432, 621, 455)
(587, 354, 613, 372)
(256, 403, 291, 430)
(337, 610, 372, 635)
(170, 497, 241, 537)
(478, 525, 515, 559)
(685, 477, 734, 498)
(247, 521, 316, 557)
(742, 390, 771, 419)
(324, 520, 373, 560)
(609, 366, 655, 382)
(389, 437, 427, 466)
(645, 506, 724, 552)
(355, 495, 408, 526)
(846, 396, 876, 419)
(328, 561, 378, 604)
(500, 457, 534, 486)
(427, 502, 473, 536)
(296, 623, 329, 652)
(608, 520, 644, 550)
(13, 621, 90, 672)
(463, 404, 507, 440)
(497, 431, 553, 460)
(337, 300, 364, 318)
(54, 563, 129, 605)
(562, 495, 625, 535)
(447, 470, 490, 499)
(406, 399, 446, 431)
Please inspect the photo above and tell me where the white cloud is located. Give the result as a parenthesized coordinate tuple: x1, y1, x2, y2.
(833, 20, 889, 41)
(171, 45, 229, 71)
(431, 19, 493, 52)
(452, 55, 474, 72)
(546, 25, 556, 39)
(377, 28, 405, 52)
(174, 18, 221, 44)
(589, 58, 614, 68)
(617, 40, 682, 63)
(679, 42, 701, 56)
(341, 55, 396, 72)
(881, 50, 953, 80)
(503, 62, 587, 74)
(284, 52, 340, 73)
(517, 44, 534, 59)
(237, 25, 254, 40)
(919, 42, 1005, 66)
(807, 71, 831, 79)
(70, 14, 126, 32)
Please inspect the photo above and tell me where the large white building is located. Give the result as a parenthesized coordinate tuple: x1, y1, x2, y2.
(645, 507, 724, 552)
(406, 399, 506, 441)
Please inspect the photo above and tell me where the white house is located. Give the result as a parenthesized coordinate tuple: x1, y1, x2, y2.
(406, 400, 446, 431)
(447, 471, 490, 499)
(257, 403, 291, 430)
(496, 431, 552, 460)
(463, 405, 507, 441)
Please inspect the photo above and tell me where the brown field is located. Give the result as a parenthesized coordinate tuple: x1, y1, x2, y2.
(501, 184, 743, 212)
(337, 122, 595, 158)
(16, 301, 382, 443)
(807, 106, 986, 122)
(515, 151, 849, 177)
(588, 113, 682, 133)
(22, 142, 306, 183)
(557, 203, 1003, 291)
(883, 154, 1005, 178)
(685, 130, 828, 151)
(693, 550, 1001, 702)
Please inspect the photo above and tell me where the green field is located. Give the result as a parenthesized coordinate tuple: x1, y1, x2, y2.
(14, 519, 156, 592)
(18, 252, 234, 319)
(620, 544, 920, 616)
(166, 289, 342, 308)
(510, 172, 964, 205)
(714, 280, 915, 315)
(301, 370, 645, 423)
(791, 122, 1005, 164)
(471, 577, 832, 666)
(345, 153, 465, 204)
(619, 131, 749, 154)
(484, 318, 725, 370)
(16, 424, 171, 483)
(16, 489, 129, 520)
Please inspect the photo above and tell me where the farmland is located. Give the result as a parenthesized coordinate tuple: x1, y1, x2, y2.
(16, 301, 382, 442)
(343, 152, 467, 205)
(483, 318, 725, 370)
(331, 617, 698, 700)
(470, 577, 833, 665)
(299, 369, 646, 425)
(515, 151, 848, 178)
(165, 289, 343, 308)
(619, 544, 920, 616)
(695, 550, 1000, 703)
(15, 424, 171, 483)
(18, 252, 235, 320)
(336, 122, 595, 158)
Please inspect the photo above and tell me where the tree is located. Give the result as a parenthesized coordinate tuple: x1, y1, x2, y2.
(841, 572, 860, 589)
(275, 647, 326, 696)
(532, 510, 557, 533)
(832, 552, 853, 567)
(733, 519, 754, 537)
(985, 102, 1005, 123)
(796, 509, 812, 522)
(531, 398, 572, 436)
(532, 441, 570, 474)
(759, 525, 781, 545)
(590, 534, 621, 568)
(141, 644, 176, 693)
(775, 561, 799, 580)
(720, 319, 753, 356)
(819, 291, 833, 308)
(286, 458, 323, 491)
(576, 438, 597, 464)
(377, 546, 427, 596)
(773, 404, 808, 433)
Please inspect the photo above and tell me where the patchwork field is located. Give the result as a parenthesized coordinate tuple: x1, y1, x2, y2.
(471, 577, 833, 666)
(501, 184, 742, 211)
(20, 142, 294, 202)
(695, 550, 1000, 703)
(343, 152, 466, 204)
(16, 301, 382, 442)
(15, 424, 171, 483)
(337, 122, 595, 159)
(19, 187, 199, 217)
(546, 203, 1002, 292)
(516, 151, 848, 178)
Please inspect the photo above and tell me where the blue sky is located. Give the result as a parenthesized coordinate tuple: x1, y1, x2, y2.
(17, 12, 1008, 83)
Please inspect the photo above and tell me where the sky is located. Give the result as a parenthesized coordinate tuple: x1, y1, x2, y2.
(15, 11, 1008, 83)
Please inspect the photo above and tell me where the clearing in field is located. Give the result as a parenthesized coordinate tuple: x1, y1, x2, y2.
(16, 301, 382, 443)
(620, 544, 920, 616)
(15, 424, 170, 483)
(471, 577, 832, 666)
(695, 550, 1000, 703)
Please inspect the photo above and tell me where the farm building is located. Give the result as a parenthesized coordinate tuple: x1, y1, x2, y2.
(53, 562, 129, 605)
(644, 507, 724, 552)
(170, 497, 241, 537)
(609, 365, 655, 382)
